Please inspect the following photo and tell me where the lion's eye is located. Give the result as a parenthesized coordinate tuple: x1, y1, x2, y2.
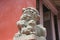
(32, 12, 33, 13)
(22, 25, 27, 27)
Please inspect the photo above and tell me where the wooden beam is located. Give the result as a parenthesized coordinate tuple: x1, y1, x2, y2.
(43, 0, 58, 15)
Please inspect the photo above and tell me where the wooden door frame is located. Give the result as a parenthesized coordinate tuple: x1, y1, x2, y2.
(42, 0, 58, 15)
(37, 0, 58, 25)
(38, 0, 58, 40)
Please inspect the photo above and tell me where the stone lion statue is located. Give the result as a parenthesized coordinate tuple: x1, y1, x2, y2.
(13, 7, 47, 40)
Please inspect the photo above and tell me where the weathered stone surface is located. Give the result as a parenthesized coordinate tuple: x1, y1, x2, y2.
(13, 7, 47, 40)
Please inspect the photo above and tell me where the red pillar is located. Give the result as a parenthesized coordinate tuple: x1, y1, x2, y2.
(0, 0, 36, 40)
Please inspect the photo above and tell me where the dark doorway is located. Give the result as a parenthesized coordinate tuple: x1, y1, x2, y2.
(43, 5, 53, 40)
(36, 0, 40, 12)
(54, 15, 59, 40)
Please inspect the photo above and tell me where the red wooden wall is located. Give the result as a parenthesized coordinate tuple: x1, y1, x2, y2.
(0, 0, 36, 40)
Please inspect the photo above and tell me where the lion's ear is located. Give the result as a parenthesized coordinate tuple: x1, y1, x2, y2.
(22, 8, 26, 13)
